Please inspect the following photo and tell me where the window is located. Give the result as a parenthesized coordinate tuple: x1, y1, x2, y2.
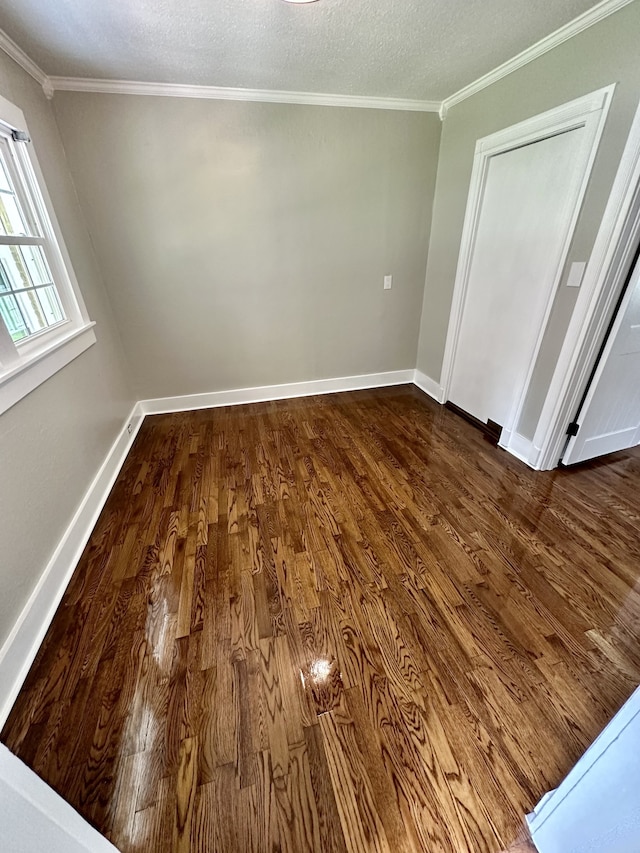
(0, 94, 95, 415)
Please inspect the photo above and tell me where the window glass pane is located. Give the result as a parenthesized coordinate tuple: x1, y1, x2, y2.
(0, 244, 54, 291)
(0, 292, 30, 341)
(0, 261, 10, 292)
(0, 154, 11, 192)
(13, 289, 49, 336)
(36, 284, 64, 326)
(0, 244, 65, 341)
(20, 244, 53, 287)
(0, 148, 32, 237)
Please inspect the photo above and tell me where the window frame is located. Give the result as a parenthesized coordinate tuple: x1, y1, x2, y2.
(0, 93, 95, 415)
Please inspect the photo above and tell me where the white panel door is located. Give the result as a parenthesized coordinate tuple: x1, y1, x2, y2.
(563, 254, 640, 465)
(449, 127, 589, 427)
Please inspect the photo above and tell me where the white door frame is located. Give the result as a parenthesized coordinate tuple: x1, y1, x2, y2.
(0, 744, 118, 852)
(439, 85, 615, 459)
(531, 97, 640, 470)
(527, 686, 640, 850)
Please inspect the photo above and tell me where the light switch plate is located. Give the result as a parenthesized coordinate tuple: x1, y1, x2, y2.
(567, 262, 586, 288)
(384, 275, 393, 290)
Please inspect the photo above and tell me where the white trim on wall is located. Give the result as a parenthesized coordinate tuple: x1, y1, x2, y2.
(527, 686, 640, 848)
(413, 370, 446, 403)
(440, 0, 634, 118)
(47, 77, 441, 113)
(533, 97, 640, 470)
(0, 28, 52, 96)
(0, 402, 144, 729)
(0, 324, 96, 416)
(498, 428, 535, 466)
(139, 370, 415, 415)
(0, 745, 119, 852)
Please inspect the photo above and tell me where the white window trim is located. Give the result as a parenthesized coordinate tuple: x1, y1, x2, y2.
(0, 93, 95, 415)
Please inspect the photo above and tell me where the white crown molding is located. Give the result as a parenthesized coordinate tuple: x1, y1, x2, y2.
(0, 28, 52, 96)
(48, 76, 442, 112)
(440, 0, 634, 118)
(0, 0, 631, 114)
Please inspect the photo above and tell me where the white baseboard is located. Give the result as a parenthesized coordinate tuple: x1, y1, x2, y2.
(499, 428, 543, 468)
(0, 402, 144, 729)
(139, 370, 415, 415)
(504, 431, 532, 463)
(413, 370, 446, 403)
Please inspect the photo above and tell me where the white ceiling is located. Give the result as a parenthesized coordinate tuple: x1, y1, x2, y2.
(0, 0, 607, 101)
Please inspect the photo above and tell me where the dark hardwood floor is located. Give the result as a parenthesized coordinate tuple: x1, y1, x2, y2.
(3, 385, 640, 852)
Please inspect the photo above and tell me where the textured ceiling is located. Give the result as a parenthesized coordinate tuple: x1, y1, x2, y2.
(0, 0, 604, 100)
